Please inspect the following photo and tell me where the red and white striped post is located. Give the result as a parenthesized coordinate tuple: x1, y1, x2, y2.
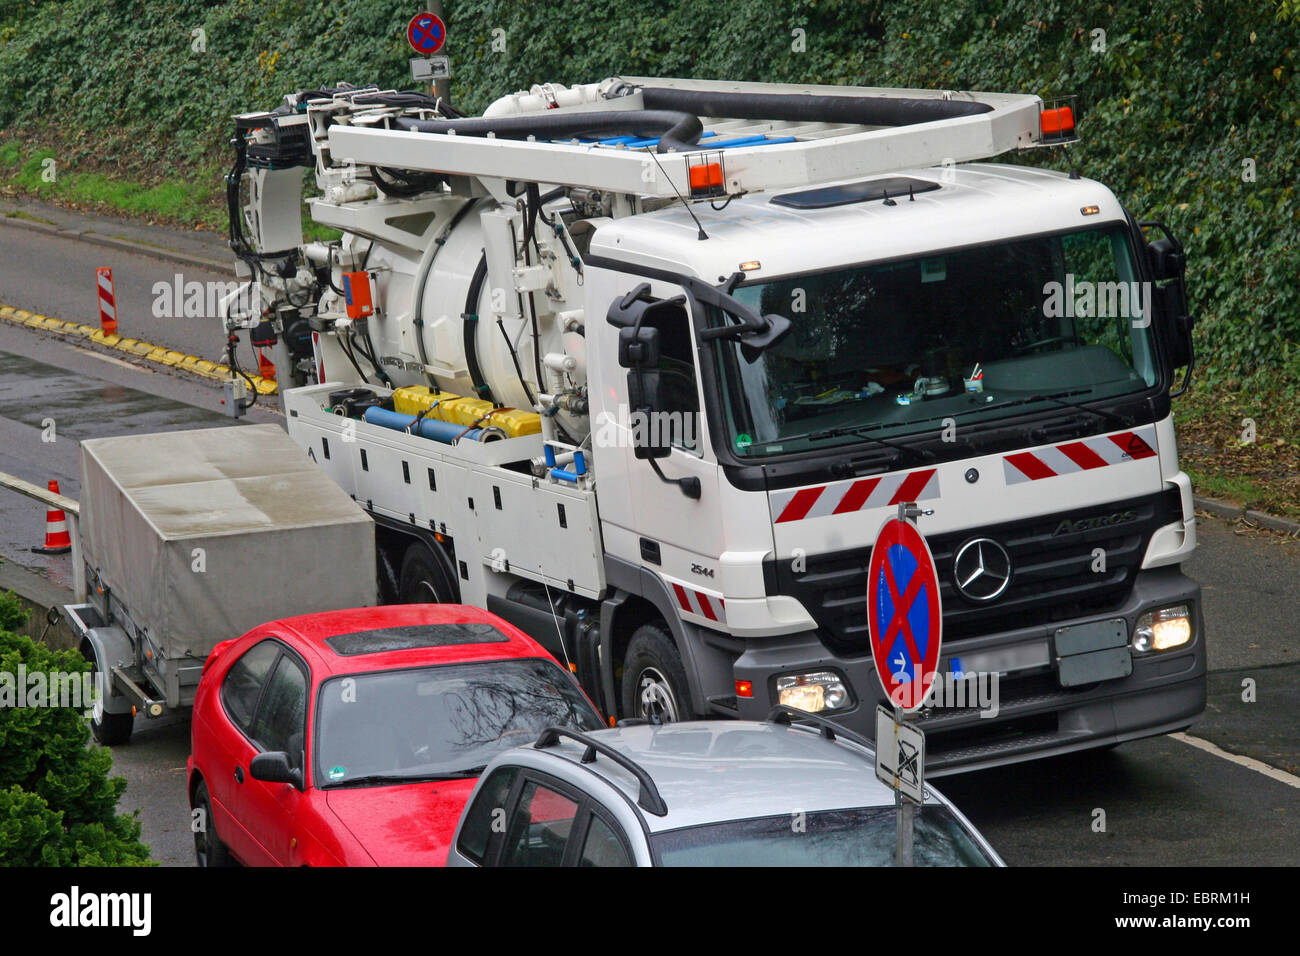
(95, 266, 118, 333)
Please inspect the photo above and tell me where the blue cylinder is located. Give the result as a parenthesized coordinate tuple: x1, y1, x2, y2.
(363, 406, 485, 444)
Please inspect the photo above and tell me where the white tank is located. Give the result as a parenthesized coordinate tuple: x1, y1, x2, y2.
(344, 193, 589, 441)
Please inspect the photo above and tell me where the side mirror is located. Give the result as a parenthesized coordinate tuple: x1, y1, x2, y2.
(627, 369, 671, 460)
(250, 751, 304, 789)
(618, 325, 660, 369)
(1146, 238, 1185, 281)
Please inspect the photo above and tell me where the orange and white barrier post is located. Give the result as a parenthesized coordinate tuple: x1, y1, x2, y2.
(95, 266, 118, 334)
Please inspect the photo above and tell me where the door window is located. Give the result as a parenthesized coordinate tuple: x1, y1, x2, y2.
(579, 812, 632, 867)
(499, 781, 580, 867)
(249, 655, 308, 764)
(220, 640, 281, 734)
(456, 767, 519, 864)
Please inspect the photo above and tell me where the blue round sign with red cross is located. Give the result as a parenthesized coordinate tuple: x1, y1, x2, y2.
(407, 12, 446, 55)
(867, 515, 943, 712)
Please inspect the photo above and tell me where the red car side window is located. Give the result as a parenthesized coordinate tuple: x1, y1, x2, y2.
(220, 640, 281, 734)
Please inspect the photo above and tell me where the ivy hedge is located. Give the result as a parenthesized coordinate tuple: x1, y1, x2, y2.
(0, 0, 1295, 392)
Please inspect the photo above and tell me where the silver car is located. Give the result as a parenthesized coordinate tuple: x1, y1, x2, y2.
(447, 710, 1003, 866)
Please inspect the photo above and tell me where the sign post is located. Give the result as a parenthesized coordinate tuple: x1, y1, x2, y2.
(406, 9, 449, 102)
(867, 501, 942, 866)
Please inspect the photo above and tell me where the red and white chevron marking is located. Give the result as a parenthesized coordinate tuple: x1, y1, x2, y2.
(95, 266, 117, 332)
(1003, 425, 1158, 485)
(671, 582, 725, 624)
(770, 468, 939, 524)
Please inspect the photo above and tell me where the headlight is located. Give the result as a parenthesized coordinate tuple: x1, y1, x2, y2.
(776, 671, 850, 712)
(1133, 604, 1192, 653)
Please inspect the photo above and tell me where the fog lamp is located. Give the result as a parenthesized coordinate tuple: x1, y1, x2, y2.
(776, 671, 849, 713)
(1133, 605, 1192, 653)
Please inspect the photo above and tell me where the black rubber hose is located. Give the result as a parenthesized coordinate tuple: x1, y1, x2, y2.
(635, 86, 994, 126)
(462, 252, 494, 402)
(395, 110, 705, 153)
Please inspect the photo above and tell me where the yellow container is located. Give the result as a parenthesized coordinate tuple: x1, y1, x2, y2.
(438, 396, 496, 427)
(393, 386, 459, 418)
(392, 387, 542, 438)
(482, 407, 542, 438)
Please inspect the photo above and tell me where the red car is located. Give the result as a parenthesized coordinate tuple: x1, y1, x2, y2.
(187, 603, 604, 866)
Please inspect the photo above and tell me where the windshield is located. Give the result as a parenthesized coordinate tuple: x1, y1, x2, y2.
(315, 658, 603, 788)
(652, 805, 995, 866)
(713, 225, 1157, 458)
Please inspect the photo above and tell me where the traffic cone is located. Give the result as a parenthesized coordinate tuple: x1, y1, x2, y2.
(33, 480, 72, 555)
(257, 348, 277, 382)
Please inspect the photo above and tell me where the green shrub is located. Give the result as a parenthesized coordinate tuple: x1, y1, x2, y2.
(0, 591, 151, 866)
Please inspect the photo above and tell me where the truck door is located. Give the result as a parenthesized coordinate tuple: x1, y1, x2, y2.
(610, 283, 726, 598)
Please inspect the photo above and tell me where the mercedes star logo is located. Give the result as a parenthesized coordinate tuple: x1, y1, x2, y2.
(952, 538, 1012, 601)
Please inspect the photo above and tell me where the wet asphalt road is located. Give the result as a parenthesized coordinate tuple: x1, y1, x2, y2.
(0, 218, 1296, 868)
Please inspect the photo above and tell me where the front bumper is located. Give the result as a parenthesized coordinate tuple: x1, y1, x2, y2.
(729, 566, 1205, 775)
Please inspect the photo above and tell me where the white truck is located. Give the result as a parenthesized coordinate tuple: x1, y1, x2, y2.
(221, 76, 1203, 773)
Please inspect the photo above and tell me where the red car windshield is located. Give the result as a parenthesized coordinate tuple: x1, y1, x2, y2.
(315, 657, 602, 788)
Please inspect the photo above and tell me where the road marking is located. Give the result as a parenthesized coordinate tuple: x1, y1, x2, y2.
(65, 344, 153, 372)
(1172, 732, 1300, 789)
(0, 299, 277, 394)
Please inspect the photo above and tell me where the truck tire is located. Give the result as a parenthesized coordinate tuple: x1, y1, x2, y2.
(620, 623, 697, 723)
(81, 642, 134, 746)
(192, 781, 235, 867)
(398, 542, 460, 604)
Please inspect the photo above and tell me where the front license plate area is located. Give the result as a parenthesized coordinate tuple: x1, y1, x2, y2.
(1055, 619, 1131, 687)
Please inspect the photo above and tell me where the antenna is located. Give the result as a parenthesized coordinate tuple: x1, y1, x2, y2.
(645, 147, 709, 240)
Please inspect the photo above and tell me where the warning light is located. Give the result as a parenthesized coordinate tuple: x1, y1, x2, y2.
(688, 162, 724, 195)
(739, 261, 761, 271)
(1040, 106, 1075, 137)
(1081, 205, 1100, 216)
(735, 679, 753, 698)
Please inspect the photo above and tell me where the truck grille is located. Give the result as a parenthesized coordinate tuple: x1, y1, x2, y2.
(763, 490, 1183, 657)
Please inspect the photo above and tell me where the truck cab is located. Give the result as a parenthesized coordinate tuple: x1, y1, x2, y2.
(583, 163, 1201, 772)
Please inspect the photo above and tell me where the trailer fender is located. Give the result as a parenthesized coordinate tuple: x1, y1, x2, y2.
(77, 623, 136, 715)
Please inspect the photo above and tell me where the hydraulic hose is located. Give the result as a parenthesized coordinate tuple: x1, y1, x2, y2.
(395, 110, 704, 153)
(462, 253, 494, 402)
(634, 86, 994, 126)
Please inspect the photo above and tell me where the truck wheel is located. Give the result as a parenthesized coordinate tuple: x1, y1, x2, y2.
(193, 781, 235, 867)
(81, 642, 134, 746)
(620, 623, 696, 723)
(398, 542, 460, 604)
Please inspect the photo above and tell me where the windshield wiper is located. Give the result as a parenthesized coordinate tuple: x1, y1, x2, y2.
(780, 424, 933, 462)
(326, 768, 485, 788)
(1022, 392, 1131, 430)
(952, 390, 1127, 429)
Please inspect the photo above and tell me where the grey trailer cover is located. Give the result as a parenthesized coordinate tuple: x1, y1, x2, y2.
(79, 424, 376, 660)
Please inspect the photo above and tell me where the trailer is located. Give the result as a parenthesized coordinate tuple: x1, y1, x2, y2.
(218, 75, 1203, 773)
(65, 424, 376, 744)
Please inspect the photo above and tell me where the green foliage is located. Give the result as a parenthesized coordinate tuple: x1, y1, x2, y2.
(0, 0, 1294, 396)
(0, 590, 27, 633)
(0, 591, 152, 866)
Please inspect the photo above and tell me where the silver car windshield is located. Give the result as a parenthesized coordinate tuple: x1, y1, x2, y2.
(652, 804, 995, 866)
(712, 225, 1157, 458)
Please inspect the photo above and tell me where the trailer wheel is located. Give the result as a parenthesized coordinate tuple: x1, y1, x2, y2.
(620, 623, 696, 723)
(81, 642, 134, 746)
(398, 542, 460, 604)
(192, 781, 235, 867)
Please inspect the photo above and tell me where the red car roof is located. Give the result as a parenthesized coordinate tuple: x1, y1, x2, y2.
(252, 603, 558, 679)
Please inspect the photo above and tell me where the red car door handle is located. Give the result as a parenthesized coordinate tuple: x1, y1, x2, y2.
(234, 765, 245, 784)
